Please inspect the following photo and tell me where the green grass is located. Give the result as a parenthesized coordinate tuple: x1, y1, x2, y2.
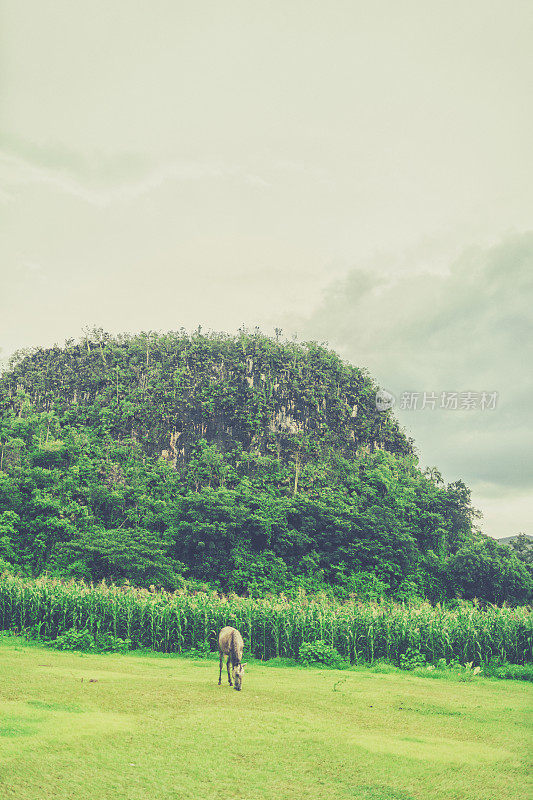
(0, 636, 531, 800)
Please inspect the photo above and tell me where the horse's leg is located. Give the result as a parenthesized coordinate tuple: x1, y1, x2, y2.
(227, 656, 232, 686)
(218, 652, 223, 685)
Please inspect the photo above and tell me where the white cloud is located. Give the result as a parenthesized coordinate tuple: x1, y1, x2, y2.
(0, 148, 275, 208)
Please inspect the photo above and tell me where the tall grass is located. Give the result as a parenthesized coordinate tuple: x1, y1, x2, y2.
(1, 574, 531, 665)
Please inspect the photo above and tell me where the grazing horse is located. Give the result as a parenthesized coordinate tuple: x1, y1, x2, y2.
(218, 626, 246, 691)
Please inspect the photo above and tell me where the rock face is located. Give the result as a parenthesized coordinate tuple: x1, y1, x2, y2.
(1, 329, 413, 465)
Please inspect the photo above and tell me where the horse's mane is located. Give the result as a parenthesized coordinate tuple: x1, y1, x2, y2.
(229, 628, 236, 666)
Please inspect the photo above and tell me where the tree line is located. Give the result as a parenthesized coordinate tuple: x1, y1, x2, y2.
(0, 328, 530, 604)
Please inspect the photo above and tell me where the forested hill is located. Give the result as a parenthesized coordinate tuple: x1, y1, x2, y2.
(2, 328, 412, 466)
(0, 328, 531, 605)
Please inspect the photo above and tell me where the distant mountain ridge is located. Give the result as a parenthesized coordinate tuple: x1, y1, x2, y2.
(498, 534, 533, 545)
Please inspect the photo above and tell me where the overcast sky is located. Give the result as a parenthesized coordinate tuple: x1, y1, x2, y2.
(2, 1, 532, 538)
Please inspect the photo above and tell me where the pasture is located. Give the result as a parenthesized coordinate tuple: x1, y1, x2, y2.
(0, 636, 530, 800)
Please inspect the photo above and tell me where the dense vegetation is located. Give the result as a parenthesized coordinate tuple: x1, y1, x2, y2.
(1, 575, 531, 666)
(0, 328, 531, 604)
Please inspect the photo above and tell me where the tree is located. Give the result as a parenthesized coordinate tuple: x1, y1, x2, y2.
(56, 527, 182, 589)
(445, 538, 532, 605)
(509, 533, 533, 572)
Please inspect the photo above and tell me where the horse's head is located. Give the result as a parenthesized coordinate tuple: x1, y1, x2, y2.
(233, 662, 246, 691)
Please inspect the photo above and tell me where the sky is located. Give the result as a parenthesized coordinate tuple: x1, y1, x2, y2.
(1, 1, 532, 538)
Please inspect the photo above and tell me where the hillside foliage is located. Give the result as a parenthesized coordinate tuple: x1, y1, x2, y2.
(0, 328, 530, 604)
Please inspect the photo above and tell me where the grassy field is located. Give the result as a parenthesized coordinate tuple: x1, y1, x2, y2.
(0, 636, 531, 800)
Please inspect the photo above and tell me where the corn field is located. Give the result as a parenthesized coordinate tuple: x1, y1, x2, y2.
(1, 574, 531, 665)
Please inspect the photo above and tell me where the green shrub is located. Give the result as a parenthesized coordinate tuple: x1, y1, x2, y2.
(94, 632, 131, 653)
(50, 628, 95, 651)
(22, 623, 44, 641)
(399, 647, 427, 670)
(44, 627, 131, 653)
(185, 642, 213, 659)
(483, 661, 533, 681)
(298, 640, 349, 669)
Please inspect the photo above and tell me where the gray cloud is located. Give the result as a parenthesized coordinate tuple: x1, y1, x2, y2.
(300, 233, 533, 535)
